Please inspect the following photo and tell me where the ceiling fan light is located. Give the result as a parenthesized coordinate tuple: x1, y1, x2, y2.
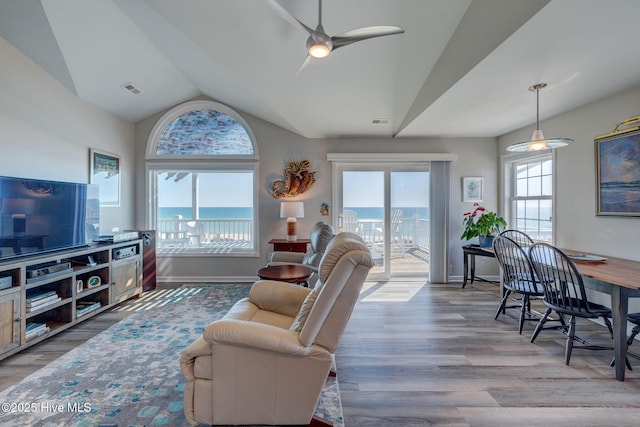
(308, 43, 330, 58)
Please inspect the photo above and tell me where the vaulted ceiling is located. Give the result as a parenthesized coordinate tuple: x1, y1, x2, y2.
(2, 0, 640, 139)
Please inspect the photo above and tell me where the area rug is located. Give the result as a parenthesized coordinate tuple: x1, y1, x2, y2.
(0, 284, 343, 426)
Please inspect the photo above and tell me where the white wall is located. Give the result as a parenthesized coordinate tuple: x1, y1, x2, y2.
(0, 36, 136, 233)
(135, 102, 500, 282)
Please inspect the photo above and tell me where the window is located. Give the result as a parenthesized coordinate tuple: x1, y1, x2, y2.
(504, 153, 553, 242)
(146, 101, 258, 256)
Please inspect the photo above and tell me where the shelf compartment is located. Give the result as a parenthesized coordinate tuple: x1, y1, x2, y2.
(25, 275, 74, 294)
(77, 283, 109, 298)
(25, 302, 73, 338)
(0, 268, 20, 292)
(75, 288, 109, 320)
(26, 277, 73, 301)
(75, 267, 109, 295)
(25, 297, 71, 319)
(63, 249, 109, 270)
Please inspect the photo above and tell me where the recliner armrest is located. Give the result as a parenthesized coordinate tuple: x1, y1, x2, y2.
(179, 337, 211, 381)
(203, 319, 323, 356)
(249, 280, 311, 318)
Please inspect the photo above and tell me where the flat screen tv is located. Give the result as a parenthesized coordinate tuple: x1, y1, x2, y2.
(0, 175, 99, 261)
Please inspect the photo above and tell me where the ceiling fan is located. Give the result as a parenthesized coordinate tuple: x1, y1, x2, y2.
(267, 0, 404, 73)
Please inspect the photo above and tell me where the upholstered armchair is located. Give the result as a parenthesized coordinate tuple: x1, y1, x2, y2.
(269, 221, 335, 272)
(179, 232, 373, 426)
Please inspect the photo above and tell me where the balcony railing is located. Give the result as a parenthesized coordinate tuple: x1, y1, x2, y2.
(349, 216, 430, 252)
(157, 218, 253, 250)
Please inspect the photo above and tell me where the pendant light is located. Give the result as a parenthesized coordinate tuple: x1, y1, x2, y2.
(506, 83, 574, 152)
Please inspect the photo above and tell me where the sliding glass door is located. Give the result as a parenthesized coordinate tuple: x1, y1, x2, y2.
(336, 165, 429, 279)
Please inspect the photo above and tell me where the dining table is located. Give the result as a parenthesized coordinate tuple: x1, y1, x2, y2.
(562, 249, 640, 381)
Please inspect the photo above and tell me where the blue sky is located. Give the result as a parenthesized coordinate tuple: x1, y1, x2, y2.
(158, 172, 253, 207)
(343, 171, 429, 207)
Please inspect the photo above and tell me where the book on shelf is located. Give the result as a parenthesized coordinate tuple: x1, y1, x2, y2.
(26, 322, 47, 333)
(25, 323, 50, 341)
(26, 293, 60, 307)
(26, 290, 57, 303)
(25, 297, 62, 312)
(76, 301, 101, 316)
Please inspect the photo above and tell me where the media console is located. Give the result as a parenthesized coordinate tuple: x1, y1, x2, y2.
(0, 240, 144, 360)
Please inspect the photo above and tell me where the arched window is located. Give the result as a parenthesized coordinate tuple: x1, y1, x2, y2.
(146, 100, 259, 256)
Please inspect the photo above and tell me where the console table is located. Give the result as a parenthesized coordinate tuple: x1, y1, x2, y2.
(268, 238, 310, 253)
(462, 244, 496, 288)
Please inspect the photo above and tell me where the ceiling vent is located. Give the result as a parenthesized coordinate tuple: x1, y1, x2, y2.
(121, 82, 142, 95)
(371, 118, 390, 125)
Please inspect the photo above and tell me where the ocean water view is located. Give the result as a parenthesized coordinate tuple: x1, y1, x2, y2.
(344, 207, 429, 219)
(158, 207, 253, 219)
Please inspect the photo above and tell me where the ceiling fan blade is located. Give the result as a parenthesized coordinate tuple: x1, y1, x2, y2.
(331, 26, 404, 50)
(266, 0, 317, 38)
(296, 55, 314, 75)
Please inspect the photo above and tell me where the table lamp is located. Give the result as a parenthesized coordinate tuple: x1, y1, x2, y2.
(280, 201, 304, 241)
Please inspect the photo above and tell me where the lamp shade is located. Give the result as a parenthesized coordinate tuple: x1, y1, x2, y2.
(280, 202, 304, 219)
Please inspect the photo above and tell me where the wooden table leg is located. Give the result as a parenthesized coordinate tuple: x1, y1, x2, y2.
(611, 286, 629, 381)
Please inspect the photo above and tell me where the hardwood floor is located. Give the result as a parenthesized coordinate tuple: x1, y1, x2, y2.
(2, 281, 640, 426)
(337, 280, 640, 426)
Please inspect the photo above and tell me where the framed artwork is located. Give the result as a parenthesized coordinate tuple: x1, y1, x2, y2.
(595, 128, 640, 216)
(462, 177, 483, 202)
(90, 149, 120, 206)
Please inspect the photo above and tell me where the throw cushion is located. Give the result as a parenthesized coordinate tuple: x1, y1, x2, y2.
(289, 287, 320, 332)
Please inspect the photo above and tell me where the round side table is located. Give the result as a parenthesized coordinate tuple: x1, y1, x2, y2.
(257, 264, 314, 286)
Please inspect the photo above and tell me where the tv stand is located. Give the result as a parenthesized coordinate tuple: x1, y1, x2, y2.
(0, 240, 144, 360)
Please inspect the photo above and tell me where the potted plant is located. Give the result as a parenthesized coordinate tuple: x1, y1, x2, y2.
(461, 203, 507, 247)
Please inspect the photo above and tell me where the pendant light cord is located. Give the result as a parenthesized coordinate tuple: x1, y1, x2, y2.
(535, 86, 540, 131)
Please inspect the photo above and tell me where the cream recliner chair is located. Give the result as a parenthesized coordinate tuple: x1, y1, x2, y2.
(179, 232, 373, 426)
